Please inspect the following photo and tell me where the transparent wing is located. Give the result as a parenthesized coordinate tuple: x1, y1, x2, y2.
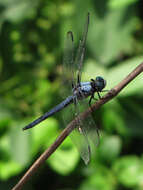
(62, 97, 91, 165)
(70, 127, 91, 165)
(75, 12, 89, 84)
(62, 12, 90, 95)
(70, 97, 91, 165)
(62, 94, 100, 164)
(71, 96, 100, 164)
(63, 31, 76, 94)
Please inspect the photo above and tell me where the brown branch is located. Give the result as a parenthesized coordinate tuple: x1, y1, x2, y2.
(12, 62, 143, 190)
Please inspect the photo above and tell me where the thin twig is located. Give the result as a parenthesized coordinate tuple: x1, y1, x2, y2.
(12, 62, 143, 190)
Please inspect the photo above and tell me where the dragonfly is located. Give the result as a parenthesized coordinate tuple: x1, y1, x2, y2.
(23, 13, 106, 164)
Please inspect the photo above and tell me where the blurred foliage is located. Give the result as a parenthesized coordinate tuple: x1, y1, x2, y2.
(0, 0, 143, 189)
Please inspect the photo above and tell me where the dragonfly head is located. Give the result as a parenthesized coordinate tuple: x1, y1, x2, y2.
(91, 76, 106, 92)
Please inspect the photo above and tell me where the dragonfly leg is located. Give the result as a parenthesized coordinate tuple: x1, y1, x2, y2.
(89, 94, 94, 107)
(91, 78, 95, 82)
(72, 81, 74, 89)
(97, 92, 101, 99)
(77, 74, 81, 86)
(89, 92, 99, 107)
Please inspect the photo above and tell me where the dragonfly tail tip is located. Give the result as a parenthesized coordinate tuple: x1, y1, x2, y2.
(22, 126, 29, 131)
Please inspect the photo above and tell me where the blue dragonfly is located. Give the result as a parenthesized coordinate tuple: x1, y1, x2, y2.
(23, 13, 106, 164)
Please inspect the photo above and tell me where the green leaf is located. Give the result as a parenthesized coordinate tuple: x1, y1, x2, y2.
(113, 155, 143, 187)
(108, 0, 138, 9)
(32, 117, 58, 154)
(98, 134, 122, 163)
(107, 56, 143, 96)
(0, 0, 38, 23)
(103, 100, 128, 136)
(88, 6, 137, 64)
(80, 165, 116, 190)
(9, 121, 32, 165)
(47, 137, 79, 175)
(0, 161, 22, 180)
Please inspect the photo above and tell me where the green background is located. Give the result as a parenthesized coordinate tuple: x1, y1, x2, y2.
(0, 0, 143, 189)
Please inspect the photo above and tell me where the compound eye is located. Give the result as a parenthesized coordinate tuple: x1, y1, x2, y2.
(96, 76, 103, 81)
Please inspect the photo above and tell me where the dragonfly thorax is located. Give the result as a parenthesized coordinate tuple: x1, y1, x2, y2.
(72, 82, 92, 99)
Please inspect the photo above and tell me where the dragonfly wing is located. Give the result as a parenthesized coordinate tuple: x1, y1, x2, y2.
(62, 97, 91, 165)
(72, 95, 100, 163)
(63, 31, 76, 94)
(75, 13, 89, 84)
(70, 123, 91, 165)
(62, 13, 90, 95)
